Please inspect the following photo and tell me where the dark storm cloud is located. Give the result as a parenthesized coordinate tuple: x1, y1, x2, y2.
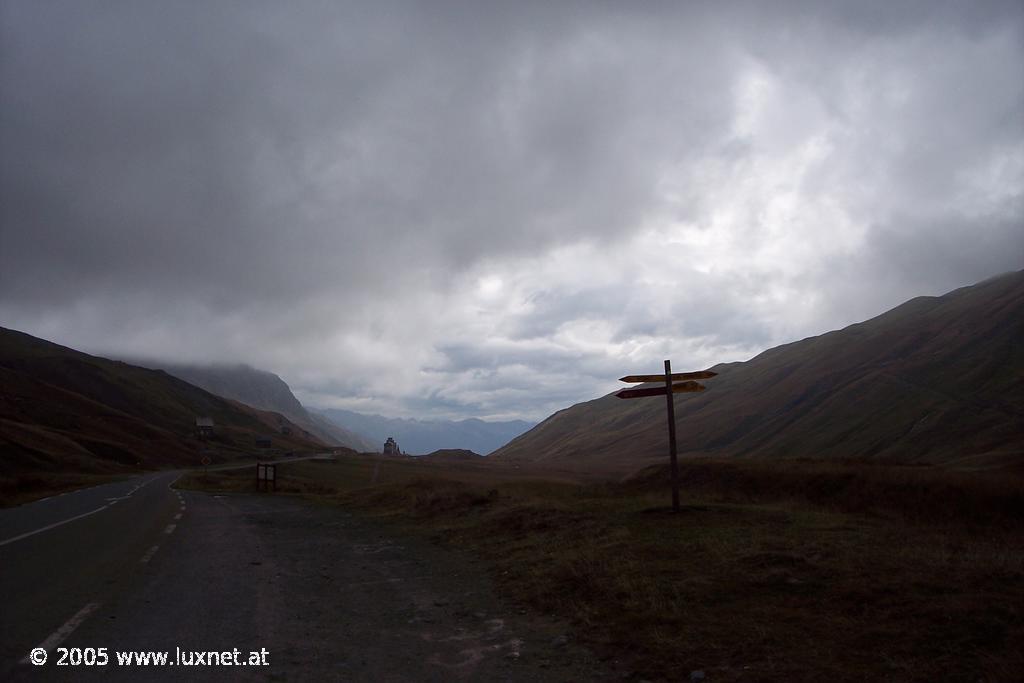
(1, 0, 1021, 420)
(0, 1, 740, 304)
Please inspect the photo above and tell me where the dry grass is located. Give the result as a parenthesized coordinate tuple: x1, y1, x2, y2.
(629, 458, 1024, 527)
(178, 455, 1024, 682)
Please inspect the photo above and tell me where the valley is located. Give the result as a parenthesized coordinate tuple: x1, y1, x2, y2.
(4, 2, 1022, 679)
(2, 272, 1022, 681)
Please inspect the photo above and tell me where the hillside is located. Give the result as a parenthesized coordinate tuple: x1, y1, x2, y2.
(0, 327, 324, 479)
(306, 412, 378, 453)
(315, 408, 534, 455)
(491, 270, 1024, 473)
(130, 361, 377, 452)
(421, 448, 485, 462)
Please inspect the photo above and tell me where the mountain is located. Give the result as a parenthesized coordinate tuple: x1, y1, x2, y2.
(0, 327, 324, 478)
(306, 411, 378, 453)
(491, 271, 1024, 473)
(127, 362, 377, 452)
(314, 408, 535, 455)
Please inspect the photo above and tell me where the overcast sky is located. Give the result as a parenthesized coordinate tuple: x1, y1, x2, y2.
(2, 1, 1022, 421)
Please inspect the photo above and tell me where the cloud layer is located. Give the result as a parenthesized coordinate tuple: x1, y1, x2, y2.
(2, 1, 1022, 420)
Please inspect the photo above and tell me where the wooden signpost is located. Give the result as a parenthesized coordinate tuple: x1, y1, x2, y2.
(616, 360, 716, 512)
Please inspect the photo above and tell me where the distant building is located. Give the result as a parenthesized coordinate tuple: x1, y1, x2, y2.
(195, 416, 214, 438)
(383, 437, 401, 456)
(256, 437, 272, 448)
(280, 425, 292, 436)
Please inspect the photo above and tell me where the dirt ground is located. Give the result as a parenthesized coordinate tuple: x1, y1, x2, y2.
(224, 492, 620, 681)
(8, 484, 622, 682)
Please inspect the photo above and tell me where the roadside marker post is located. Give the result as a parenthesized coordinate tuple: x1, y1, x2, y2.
(616, 360, 716, 513)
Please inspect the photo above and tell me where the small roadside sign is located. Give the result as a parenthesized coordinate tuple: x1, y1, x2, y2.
(256, 463, 277, 492)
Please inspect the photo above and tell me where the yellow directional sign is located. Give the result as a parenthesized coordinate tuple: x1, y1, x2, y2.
(619, 370, 717, 383)
(615, 380, 706, 399)
(615, 360, 716, 513)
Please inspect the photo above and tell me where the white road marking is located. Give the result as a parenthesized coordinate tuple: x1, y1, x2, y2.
(174, 513, 182, 520)
(164, 524, 176, 534)
(140, 545, 160, 563)
(0, 475, 168, 547)
(19, 602, 101, 664)
(0, 506, 108, 548)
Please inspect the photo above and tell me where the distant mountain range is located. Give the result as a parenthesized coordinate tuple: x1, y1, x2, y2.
(127, 362, 377, 452)
(0, 327, 324, 479)
(492, 270, 1024, 473)
(313, 408, 535, 455)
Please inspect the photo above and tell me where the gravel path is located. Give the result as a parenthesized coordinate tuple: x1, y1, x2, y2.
(11, 489, 616, 681)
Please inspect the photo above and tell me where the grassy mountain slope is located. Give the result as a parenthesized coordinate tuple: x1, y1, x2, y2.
(0, 327, 324, 480)
(132, 361, 377, 452)
(491, 270, 1024, 472)
(306, 411, 378, 452)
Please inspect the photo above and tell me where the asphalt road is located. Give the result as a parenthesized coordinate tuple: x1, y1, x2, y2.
(0, 473, 183, 677)
(0, 473, 614, 681)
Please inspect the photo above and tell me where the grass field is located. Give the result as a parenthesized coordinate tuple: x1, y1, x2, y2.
(178, 455, 1024, 682)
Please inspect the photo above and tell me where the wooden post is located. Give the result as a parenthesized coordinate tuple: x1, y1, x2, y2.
(664, 359, 680, 513)
(618, 362, 714, 512)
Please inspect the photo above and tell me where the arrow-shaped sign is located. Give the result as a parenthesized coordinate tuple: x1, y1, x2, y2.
(620, 370, 717, 383)
(615, 380, 706, 399)
(616, 361, 716, 512)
